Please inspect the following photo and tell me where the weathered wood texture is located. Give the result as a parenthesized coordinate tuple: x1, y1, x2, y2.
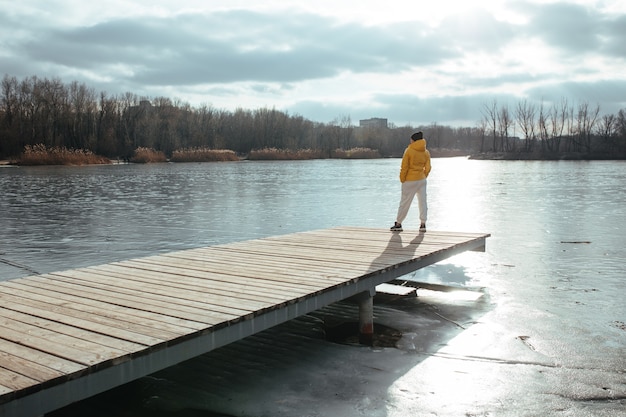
(0, 227, 489, 416)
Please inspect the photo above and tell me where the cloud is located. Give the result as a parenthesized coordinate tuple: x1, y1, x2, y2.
(525, 79, 626, 114)
(14, 10, 453, 87)
(437, 8, 518, 52)
(524, 3, 602, 52)
(1, 1, 625, 126)
(519, 1, 626, 59)
(605, 14, 626, 57)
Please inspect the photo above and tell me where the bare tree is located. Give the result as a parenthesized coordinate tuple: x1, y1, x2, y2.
(498, 103, 513, 152)
(515, 99, 537, 152)
(563, 101, 576, 152)
(67, 81, 97, 149)
(596, 113, 616, 153)
(476, 118, 488, 153)
(338, 115, 353, 149)
(426, 122, 448, 149)
(0, 75, 19, 155)
(96, 92, 119, 156)
(481, 100, 498, 152)
(538, 101, 550, 152)
(617, 109, 626, 158)
(574, 102, 600, 153)
(1, 75, 17, 125)
(548, 98, 569, 153)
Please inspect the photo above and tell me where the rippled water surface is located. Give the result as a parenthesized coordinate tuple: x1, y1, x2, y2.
(2, 159, 624, 281)
(1, 158, 624, 416)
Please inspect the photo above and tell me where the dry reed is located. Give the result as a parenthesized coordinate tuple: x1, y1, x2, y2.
(248, 147, 380, 160)
(332, 147, 380, 159)
(248, 148, 327, 160)
(170, 147, 240, 162)
(17, 144, 111, 166)
(130, 147, 167, 163)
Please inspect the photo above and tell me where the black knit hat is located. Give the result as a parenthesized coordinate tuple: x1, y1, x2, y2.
(411, 131, 423, 140)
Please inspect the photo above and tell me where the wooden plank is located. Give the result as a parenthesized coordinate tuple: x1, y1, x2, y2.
(279, 228, 489, 250)
(0, 367, 39, 392)
(130, 255, 352, 288)
(86, 262, 300, 303)
(255, 232, 470, 253)
(0, 338, 85, 376)
(0, 280, 203, 336)
(0, 384, 11, 397)
(219, 241, 449, 267)
(116, 258, 345, 308)
(190, 245, 380, 274)
(106, 258, 329, 290)
(225, 232, 488, 263)
(0, 321, 129, 367)
(308, 226, 485, 237)
(0, 350, 68, 383)
(124, 257, 354, 292)
(88, 263, 299, 301)
(261, 233, 473, 252)
(222, 231, 435, 251)
(161, 248, 374, 278)
(0, 294, 163, 347)
(50, 268, 275, 314)
(216, 240, 388, 264)
(0, 303, 144, 355)
(17, 274, 242, 325)
(0, 304, 145, 355)
(137, 248, 359, 280)
(210, 242, 430, 269)
(98, 259, 361, 306)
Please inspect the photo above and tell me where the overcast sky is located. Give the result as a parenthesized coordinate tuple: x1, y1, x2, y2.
(1, 0, 625, 127)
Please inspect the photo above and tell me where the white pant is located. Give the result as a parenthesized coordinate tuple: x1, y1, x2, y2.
(396, 179, 427, 224)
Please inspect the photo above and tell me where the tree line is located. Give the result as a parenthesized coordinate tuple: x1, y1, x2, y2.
(1, 74, 625, 160)
(479, 98, 626, 158)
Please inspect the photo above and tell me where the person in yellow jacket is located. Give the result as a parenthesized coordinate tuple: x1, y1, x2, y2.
(390, 131, 431, 232)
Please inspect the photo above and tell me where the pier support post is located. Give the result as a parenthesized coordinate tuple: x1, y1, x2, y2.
(352, 288, 375, 346)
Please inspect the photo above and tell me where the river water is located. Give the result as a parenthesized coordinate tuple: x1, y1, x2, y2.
(0, 158, 625, 416)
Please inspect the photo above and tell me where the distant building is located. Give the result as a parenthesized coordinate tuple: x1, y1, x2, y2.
(359, 118, 388, 128)
(125, 100, 153, 117)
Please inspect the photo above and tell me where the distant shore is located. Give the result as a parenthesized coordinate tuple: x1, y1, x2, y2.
(3, 148, 623, 167)
(469, 151, 624, 160)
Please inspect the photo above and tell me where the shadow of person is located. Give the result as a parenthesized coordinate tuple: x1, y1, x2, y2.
(369, 232, 426, 273)
(350, 232, 428, 345)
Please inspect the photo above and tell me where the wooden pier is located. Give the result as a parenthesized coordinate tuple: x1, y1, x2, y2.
(0, 227, 489, 417)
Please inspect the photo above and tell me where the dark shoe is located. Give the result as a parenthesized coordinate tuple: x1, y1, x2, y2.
(390, 222, 403, 232)
(419, 223, 426, 232)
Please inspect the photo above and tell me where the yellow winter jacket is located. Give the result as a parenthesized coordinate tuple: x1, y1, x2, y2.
(399, 138, 431, 182)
